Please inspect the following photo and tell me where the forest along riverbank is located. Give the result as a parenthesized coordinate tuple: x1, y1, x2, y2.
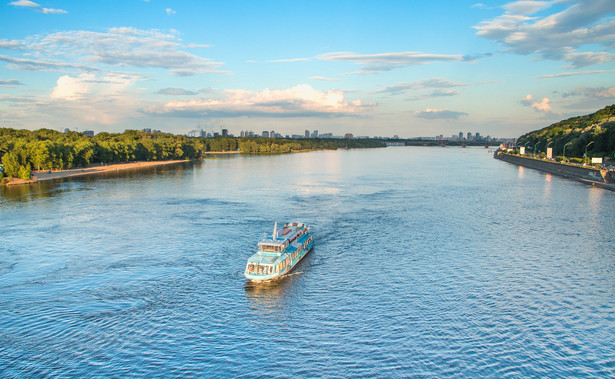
(2, 160, 188, 186)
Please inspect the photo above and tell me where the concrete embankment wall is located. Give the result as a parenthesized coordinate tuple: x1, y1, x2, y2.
(496, 153, 608, 183)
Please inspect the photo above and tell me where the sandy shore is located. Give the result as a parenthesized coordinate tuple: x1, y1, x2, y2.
(26, 160, 188, 183)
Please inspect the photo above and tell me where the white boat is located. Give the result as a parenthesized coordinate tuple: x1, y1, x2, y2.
(244, 222, 313, 281)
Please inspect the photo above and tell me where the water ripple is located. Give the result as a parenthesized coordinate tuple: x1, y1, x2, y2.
(1, 148, 614, 377)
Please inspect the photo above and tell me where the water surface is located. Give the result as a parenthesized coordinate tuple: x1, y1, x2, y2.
(1, 147, 614, 377)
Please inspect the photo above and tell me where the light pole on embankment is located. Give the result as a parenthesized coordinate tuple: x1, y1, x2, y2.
(585, 141, 595, 165)
(563, 142, 572, 160)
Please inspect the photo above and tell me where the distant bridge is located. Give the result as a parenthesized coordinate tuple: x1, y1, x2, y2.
(387, 139, 499, 148)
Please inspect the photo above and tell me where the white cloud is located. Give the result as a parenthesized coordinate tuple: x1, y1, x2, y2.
(145, 84, 367, 118)
(41, 7, 67, 14)
(376, 78, 474, 101)
(51, 72, 137, 101)
(521, 94, 552, 112)
(156, 88, 198, 96)
(562, 86, 615, 99)
(503, 1, 554, 15)
(0, 54, 95, 72)
(10, 0, 39, 8)
(474, 0, 615, 68)
(9, 0, 67, 14)
(48, 72, 144, 124)
(0, 39, 24, 50)
(4, 28, 223, 76)
(377, 78, 470, 95)
(165, 8, 176, 16)
(318, 51, 469, 73)
(413, 108, 468, 119)
(538, 69, 615, 78)
(0, 79, 23, 85)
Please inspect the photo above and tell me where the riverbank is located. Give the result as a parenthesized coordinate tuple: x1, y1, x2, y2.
(2, 160, 188, 186)
(494, 152, 615, 191)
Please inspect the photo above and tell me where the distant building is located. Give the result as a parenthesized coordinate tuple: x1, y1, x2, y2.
(262, 131, 269, 138)
(187, 129, 204, 138)
(459, 132, 464, 140)
(270, 130, 276, 138)
(221, 129, 228, 137)
(320, 133, 333, 138)
(83, 130, 95, 137)
(467, 132, 472, 141)
(143, 128, 152, 133)
(311, 130, 319, 138)
(213, 132, 219, 137)
(305, 130, 310, 138)
(344, 133, 354, 139)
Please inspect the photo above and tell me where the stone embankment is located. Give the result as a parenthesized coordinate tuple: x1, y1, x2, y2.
(495, 152, 615, 191)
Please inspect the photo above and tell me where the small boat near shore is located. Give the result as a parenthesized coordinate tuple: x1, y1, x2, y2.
(244, 222, 314, 282)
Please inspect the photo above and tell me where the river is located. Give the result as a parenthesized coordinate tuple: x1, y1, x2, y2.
(1, 147, 614, 377)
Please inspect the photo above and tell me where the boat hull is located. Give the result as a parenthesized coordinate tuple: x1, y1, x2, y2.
(245, 233, 313, 282)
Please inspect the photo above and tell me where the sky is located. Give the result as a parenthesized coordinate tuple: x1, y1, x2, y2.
(0, 0, 614, 138)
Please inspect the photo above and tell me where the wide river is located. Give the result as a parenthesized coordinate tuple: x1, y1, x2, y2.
(1, 147, 614, 377)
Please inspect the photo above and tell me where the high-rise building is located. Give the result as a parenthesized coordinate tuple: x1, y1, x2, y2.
(262, 131, 269, 138)
(467, 132, 472, 141)
(270, 130, 276, 138)
(459, 132, 464, 140)
(311, 130, 318, 138)
(221, 129, 228, 137)
(305, 130, 309, 138)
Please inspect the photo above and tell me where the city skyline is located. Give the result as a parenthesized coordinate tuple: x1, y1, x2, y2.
(1, 1, 614, 138)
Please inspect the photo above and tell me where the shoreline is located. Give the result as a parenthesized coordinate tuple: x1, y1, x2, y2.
(494, 152, 615, 191)
(4, 148, 362, 187)
(3, 160, 189, 186)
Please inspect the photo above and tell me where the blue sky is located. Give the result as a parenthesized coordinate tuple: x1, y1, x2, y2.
(1, 0, 614, 138)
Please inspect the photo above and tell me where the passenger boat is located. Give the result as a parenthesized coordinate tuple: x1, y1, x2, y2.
(244, 222, 313, 281)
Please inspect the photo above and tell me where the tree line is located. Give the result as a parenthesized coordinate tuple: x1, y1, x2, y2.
(0, 128, 385, 179)
(516, 105, 615, 159)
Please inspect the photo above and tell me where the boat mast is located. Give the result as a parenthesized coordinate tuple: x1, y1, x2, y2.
(272, 221, 277, 240)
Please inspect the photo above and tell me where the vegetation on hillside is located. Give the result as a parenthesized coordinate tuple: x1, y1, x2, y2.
(516, 104, 615, 159)
(0, 128, 385, 180)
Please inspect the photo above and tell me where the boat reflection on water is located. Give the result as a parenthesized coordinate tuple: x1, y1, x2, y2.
(243, 271, 302, 314)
